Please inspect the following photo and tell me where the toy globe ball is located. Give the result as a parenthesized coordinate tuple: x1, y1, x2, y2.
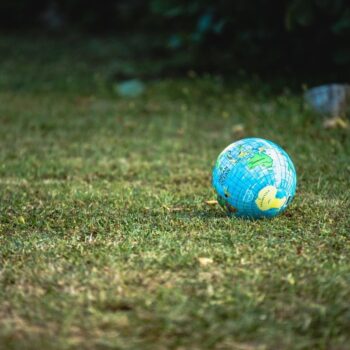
(212, 138, 297, 219)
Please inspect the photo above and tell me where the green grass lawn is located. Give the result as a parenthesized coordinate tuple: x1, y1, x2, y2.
(0, 35, 349, 350)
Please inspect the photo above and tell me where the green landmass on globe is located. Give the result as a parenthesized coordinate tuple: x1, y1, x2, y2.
(247, 152, 273, 169)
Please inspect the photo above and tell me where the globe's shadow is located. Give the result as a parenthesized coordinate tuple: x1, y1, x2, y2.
(173, 207, 231, 220)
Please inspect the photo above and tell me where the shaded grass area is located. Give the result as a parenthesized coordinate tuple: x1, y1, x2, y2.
(0, 35, 349, 350)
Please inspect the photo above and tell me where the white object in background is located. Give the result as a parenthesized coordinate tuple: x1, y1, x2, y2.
(304, 83, 350, 117)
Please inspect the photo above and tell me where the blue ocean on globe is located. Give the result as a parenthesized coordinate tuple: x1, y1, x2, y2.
(212, 138, 297, 219)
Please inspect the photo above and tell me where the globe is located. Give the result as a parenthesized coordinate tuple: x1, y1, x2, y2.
(212, 138, 297, 219)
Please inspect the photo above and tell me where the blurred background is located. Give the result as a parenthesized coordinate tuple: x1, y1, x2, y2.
(1, 0, 349, 83)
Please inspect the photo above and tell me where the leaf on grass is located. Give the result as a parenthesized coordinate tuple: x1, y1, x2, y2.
(163, 206, 185, 212)
(323, 117, 348, 129)
(198, 257, 213, 266)
(296, 245, 303, 255)
(205, 200, 218, 205)
(232, 124, 245, 134)
(286, 273, 295, 285)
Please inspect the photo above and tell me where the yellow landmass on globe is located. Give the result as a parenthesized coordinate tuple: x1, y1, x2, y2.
(255, 186, 286, 211)
(238, 150, 249, 158)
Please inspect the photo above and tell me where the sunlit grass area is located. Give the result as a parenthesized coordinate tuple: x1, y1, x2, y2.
(0, 35, 349, 350)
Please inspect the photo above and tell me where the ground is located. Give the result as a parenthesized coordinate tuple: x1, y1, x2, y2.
(0, 35, 349, 350)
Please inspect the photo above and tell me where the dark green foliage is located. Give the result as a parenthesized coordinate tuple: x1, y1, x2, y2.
(149, 0, 350, 73)
(0, 1, 349, 79)
(0, 0, 46, 28)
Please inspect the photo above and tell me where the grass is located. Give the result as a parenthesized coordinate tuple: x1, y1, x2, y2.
(0, 34, 349, 350)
